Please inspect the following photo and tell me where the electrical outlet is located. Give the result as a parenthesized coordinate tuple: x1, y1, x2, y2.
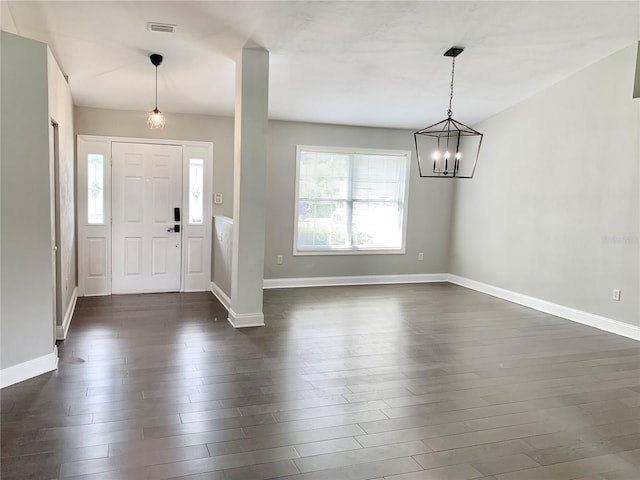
(418, 252, 424, 261)
(276, 255, 283, 265)
(214, 193, 223, 204)
(612, 289, 621, 301)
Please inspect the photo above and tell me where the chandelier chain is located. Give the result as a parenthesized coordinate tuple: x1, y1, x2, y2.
(448, 56, 455, 117)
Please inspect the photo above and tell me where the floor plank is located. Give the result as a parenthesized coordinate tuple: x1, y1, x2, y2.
(1, 285, 639, 479)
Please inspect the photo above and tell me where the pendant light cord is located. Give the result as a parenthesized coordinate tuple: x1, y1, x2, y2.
(448, 56, 455, 118)
(154, 65, 158, 110)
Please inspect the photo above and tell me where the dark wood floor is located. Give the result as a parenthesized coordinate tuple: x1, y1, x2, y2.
(1, 283, 639, 480)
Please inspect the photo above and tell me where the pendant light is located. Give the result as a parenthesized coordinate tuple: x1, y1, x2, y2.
(147, 53, 166, 129)
(414, 47, 483, 178)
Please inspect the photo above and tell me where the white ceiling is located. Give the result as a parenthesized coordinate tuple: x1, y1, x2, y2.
(2, 1, 639, 129)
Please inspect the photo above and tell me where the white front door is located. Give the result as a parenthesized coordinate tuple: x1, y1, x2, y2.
(112, 142, 183, 294)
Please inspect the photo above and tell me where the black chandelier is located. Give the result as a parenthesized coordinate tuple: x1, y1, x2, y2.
(414, 47, 483, 178)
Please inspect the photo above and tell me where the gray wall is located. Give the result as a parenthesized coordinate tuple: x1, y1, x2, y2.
(213, 216, 233, 298)
(450, 44, 640, 327)
(265, 120, 453, 279)
(1, 32, 55, 369)
(75, 108, 454, 282)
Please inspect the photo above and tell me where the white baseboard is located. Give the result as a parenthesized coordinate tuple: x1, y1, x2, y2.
(0, 347, 58, 389)
(448, 274, 640, 341)
(210, 282, 231, 311)
(228, 309, 265, 328)
(212, 282, 264, 328)
(56, 286, 78, 340)
(263, 273, 448, 289)
(262, 272, 638, 341)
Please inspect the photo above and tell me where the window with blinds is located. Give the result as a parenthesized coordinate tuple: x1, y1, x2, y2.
(294, 145, 410, 254)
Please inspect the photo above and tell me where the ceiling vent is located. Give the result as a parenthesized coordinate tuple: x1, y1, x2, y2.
(147, 22, 176, 33)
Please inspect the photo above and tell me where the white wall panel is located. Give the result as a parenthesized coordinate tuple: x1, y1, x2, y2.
(187, 237, 204, 274)
(124, 237, 142, 275)
(87, 238, 106, 277)
(153, 177, 170, 223)
(124, 177, 143, 223)
(152, 237, 169, 275)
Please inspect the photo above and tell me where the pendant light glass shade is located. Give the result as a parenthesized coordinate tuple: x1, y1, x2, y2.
(147, 108, 166, 129)
(414, 47, 483, 178)
(148, 53, 166, 130)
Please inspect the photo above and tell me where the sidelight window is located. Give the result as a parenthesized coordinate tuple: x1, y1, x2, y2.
(87, 154, 104, 224)
(189, 158, 204, 224)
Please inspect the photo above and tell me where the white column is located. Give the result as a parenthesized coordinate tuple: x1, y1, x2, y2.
(229, 47, 269, 328)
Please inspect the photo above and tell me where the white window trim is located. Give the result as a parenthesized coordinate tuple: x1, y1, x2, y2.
(293, 144, 411, 256)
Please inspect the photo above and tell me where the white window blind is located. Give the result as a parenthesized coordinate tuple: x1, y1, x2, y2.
(295, 145, 410, 254)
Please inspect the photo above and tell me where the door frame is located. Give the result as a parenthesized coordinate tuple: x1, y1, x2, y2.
(49, 119, 61, 339)
(77, 135, 213, 296)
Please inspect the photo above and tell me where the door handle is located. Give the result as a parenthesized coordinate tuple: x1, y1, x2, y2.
(167, 225, 180, 233)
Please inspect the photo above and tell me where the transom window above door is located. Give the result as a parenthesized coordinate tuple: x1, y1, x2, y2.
(294, 145, 411, 255)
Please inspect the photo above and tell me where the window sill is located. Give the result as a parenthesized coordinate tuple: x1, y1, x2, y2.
(293, 248, 406, 256)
